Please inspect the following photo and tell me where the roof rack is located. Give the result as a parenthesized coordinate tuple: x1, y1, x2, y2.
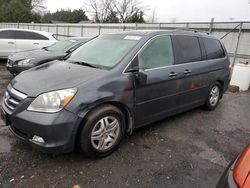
(174, 28, 210, 35)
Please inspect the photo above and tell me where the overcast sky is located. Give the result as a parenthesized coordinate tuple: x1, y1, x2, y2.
(47, 0, 250, 22)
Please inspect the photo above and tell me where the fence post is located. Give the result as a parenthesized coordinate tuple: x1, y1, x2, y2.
(67, 25, 70, 38)
(56, 24, 58, 37)
(232, 22, 243, 67)
(81, 25, 84, 37)
(98, 25, 101, 35)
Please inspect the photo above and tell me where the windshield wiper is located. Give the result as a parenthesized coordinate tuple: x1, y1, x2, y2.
(69, 61, 99, 69)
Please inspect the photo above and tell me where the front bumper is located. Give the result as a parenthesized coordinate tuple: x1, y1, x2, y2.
(7, 65, 32, 75)
(6, 59, 33, 75)
(1, 94, 81, 154)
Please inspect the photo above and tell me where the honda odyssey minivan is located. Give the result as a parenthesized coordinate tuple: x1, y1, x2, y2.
(1, 30, 231, 158)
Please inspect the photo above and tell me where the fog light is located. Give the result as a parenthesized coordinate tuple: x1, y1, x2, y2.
(32, 135, 45, 143)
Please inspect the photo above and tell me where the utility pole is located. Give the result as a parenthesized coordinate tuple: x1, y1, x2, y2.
(209, 18, 214, 34)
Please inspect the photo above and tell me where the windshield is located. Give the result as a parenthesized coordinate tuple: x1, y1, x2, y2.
(66, 35, 141, 69)
(46, 40, 77, 52)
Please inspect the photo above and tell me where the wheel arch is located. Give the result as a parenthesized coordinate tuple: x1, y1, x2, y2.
(101, 101, 134, 135)
(216, 80, 224, 98)
(76, 101, 134, 139)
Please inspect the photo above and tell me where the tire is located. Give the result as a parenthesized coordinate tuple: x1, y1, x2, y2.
(203, 82, 222, 111)
(77, 105, 125, 158)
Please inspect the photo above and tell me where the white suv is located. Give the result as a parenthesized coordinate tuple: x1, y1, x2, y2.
(0, 28, 57, 58)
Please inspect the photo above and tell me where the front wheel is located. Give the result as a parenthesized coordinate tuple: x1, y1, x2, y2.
(203, 82, 222, 110)
(77, 105, 125, 158)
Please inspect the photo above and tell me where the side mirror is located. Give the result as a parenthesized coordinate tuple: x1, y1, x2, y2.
(125, 56, 147, 84)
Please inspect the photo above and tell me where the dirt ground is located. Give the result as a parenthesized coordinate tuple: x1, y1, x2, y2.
(0, 60, 249, 188)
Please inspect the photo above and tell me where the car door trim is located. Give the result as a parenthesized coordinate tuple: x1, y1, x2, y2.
(136, 85, 207, 106)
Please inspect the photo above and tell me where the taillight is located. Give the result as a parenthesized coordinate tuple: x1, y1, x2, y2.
(228, 64, 233, 73)
(233, 144, 250, 188)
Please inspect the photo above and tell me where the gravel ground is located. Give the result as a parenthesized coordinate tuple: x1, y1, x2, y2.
(0, 60, 250, 188)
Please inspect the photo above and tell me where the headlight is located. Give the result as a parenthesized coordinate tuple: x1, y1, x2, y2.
(17, 59, 33, 66)
(27, 88, 77, 113)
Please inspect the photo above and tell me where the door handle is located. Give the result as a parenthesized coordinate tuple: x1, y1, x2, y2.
(183, 69, 192, 75)
(33, 43, 39, 45)
(8, 42, 15, 44)
(169, 72, 178, 78)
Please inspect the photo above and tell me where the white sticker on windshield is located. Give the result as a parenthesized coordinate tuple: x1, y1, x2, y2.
(124, 36, 142, 41)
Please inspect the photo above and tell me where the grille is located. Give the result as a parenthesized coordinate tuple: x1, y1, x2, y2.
(3, 86, 27, 112)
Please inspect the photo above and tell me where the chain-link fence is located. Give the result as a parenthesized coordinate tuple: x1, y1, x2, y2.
(1, 21, 250, 65)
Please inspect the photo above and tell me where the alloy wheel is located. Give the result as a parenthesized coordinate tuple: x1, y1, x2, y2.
(91, 116, 120, 151)
(209, 85, 220, 106)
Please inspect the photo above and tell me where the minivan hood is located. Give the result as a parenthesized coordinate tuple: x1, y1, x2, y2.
(11, 60, 106, 97)
(9, 49, 63, 63)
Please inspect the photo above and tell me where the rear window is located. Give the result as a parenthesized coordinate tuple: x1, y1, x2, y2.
(171, 35, 202, 64)
(203, 38, 225, 59)
(16, 31, 49, 40)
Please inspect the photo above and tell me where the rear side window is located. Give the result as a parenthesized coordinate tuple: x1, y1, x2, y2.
(171, 35, 201, 64)
(139, 35, 174, 70)
(0, 30, 15, 39)
(203, 38, 225, 59)
(16, 31, 49, 40)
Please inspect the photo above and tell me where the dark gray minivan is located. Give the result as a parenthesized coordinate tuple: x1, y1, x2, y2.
(1, 30, 231, 158)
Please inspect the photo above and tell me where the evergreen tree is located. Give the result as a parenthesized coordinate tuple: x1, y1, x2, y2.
(0, 0, 41, 23)
(42, 9, 89, 23)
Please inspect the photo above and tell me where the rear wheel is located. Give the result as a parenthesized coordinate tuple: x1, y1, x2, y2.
(77, 105, 125, 158)
(204, 82, 222, 110)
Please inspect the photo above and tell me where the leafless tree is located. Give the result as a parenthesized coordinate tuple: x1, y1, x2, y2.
(148, 8, 157, 23)
(32, 0, 47, 13)
(86, 0, 147, 23)
(87, 0, 113, 22)
(111, 0, 147, 23)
